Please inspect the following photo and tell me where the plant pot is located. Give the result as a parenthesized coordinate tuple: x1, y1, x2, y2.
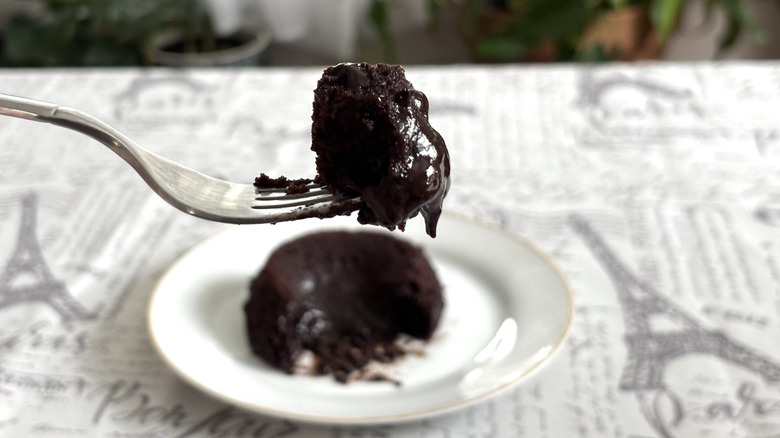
(149, 26, 272, 67)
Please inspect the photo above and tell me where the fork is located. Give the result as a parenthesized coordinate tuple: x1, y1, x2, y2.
(0, 93, 361, 224)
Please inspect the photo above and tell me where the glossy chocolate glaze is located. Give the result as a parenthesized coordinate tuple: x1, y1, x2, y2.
(311, 63, 451, 237)
(244, 231, 443, 382)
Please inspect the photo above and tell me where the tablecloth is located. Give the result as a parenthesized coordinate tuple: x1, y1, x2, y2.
(2, 62, 780, 437)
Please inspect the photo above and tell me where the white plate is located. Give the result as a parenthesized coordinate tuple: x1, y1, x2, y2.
(148, 213, 573, 424)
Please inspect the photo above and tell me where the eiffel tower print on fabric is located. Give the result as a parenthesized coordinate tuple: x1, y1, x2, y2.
(569, 215, 780, 391)
(0, 193, 95, 321)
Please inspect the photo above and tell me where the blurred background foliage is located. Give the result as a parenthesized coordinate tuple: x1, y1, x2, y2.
(1, 0, 210, 66)
(0, 0, 777, 67)
(372, 0, 774, 63)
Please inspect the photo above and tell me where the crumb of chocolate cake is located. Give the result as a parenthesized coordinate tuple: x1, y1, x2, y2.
(253, 173, 313, 194)
(253, 173, 286, 188)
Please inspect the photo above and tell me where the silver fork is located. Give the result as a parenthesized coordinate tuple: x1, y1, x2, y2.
(0, 94, 361, 224)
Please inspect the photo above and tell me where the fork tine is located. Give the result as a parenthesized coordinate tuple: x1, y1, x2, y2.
(252, 184, 356, 210)
(253, 182, 322, 194)
(251, 194, 349, 210)
(254, 186, 330, 200)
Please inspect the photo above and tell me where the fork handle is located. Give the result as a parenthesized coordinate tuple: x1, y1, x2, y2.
(0, 93, 155, 181)
(0, 93, 130, 148)
(0, 94, 61, 121)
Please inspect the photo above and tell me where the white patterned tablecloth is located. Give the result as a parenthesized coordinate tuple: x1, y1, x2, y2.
(2, 63, 780, 437)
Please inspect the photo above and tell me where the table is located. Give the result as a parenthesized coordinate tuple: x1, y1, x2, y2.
(2, 62, 780, 437)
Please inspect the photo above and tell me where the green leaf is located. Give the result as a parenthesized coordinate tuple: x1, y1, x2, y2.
(577, 43, 618, 62)
(369, 0, 398, 63)
(476, 36, 531, 60)
(425, 0, 444, 30)
(608, 0, 629, 8)
(716, 15, 741, 55)
(721, 0, 766, 44)
(462, 0, 488, 39)
(650, 0, 684, 41)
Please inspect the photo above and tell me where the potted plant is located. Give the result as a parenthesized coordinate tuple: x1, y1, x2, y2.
(2, 0, 161, 66)
(147, 1, 271, 67)
(455, 0, 768, 62)
(0, 0, 270, 67)
(369, 0, 771, 63)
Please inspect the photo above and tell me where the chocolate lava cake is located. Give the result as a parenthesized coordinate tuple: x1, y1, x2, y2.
(244, 230, 444, 382)
(311, 63, 451, 238)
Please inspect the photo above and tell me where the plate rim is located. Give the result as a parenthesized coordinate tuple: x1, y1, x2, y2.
(147, 211, 574, 425)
